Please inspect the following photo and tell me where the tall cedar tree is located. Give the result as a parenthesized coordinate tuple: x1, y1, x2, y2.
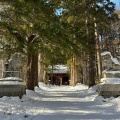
(52, 0, 116, 87)
(0, 0, 117, 88)
(0, 0, 64, 90)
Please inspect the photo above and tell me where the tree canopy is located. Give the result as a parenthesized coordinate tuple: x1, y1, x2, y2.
(0, 0, 118, 89)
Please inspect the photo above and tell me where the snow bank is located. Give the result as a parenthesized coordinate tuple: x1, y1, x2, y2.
(38, 82, 88, 92)
(0, 82, 120, 119)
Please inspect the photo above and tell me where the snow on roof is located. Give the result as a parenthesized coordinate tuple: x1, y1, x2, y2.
(48, 65, 69, 74)
(101, 51, 120, 65)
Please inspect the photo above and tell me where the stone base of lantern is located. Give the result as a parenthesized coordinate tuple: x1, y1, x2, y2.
(0, 77, 26, 98)
(97, 84, 120, 98)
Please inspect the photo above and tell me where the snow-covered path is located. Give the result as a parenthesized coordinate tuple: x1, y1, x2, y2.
(0, 83, 120, 120)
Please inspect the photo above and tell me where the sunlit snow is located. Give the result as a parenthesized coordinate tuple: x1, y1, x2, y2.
(0, 82, 120, 120)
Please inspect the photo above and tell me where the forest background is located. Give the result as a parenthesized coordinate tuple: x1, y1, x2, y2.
(0, 0, 119, 91)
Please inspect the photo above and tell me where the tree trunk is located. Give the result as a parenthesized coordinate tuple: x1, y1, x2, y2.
(26, 35, 38, 90)
(94, 18, 102, 82)
(51, 64, 54, 84)
(33, 53, 38, 87)
(88, 51, 95, 88)
(43, 70, 47, 83)
(26, 52, 38, 90)
(81, 52, 88, 85)
(26, 52, 34, 90)
(86, 15, 95, 88)
(70, 55, 78, 86)
(38, 53, 44, 82)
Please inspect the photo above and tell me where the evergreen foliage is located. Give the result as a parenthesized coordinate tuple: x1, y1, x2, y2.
(0, 0, 118, 89)
(0, 0, 64, 90)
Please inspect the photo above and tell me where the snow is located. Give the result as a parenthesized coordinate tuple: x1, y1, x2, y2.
(0, 82, 120, 119)
(0, 77, 24, 85)
(48, 65, 69, 74)
(100, 78, 120, 84)
(101, 51, 120, 65)
(0, 81, 25, 85)
(0, 77, 23, 81)
(103, 70, 120, 74)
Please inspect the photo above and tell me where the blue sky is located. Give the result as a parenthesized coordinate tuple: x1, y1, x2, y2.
(110, 0, 120, 9)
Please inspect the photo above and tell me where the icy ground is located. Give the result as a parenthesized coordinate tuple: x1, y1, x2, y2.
(0, 83, 120, 120)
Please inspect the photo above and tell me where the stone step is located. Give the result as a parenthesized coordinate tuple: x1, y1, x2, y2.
(103, 71, 120, 78)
